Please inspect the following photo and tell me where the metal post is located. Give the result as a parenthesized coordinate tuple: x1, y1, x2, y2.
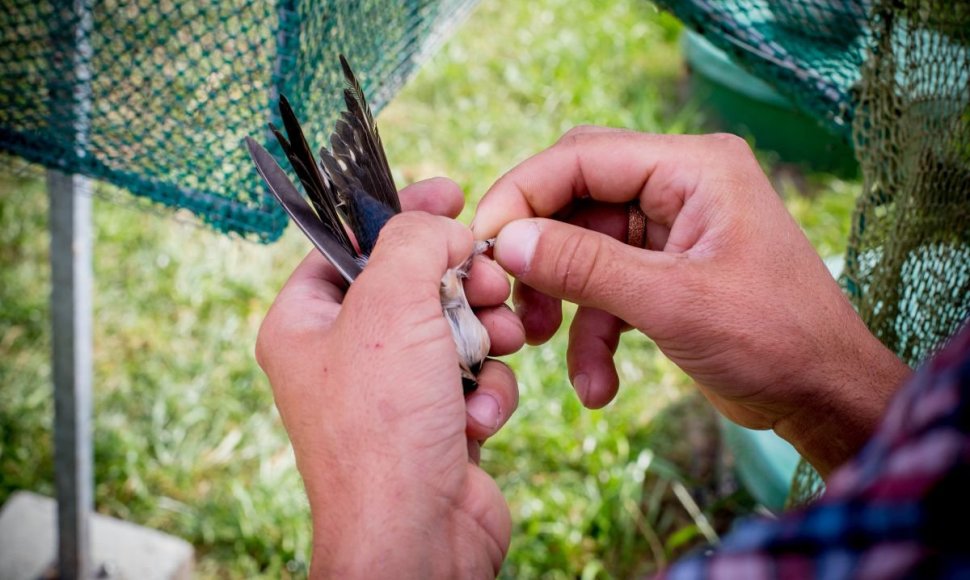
(48, 0, 95, 577)
(48, 171, 94, 579)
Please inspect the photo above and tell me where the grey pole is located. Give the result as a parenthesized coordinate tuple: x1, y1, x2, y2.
(48, 0, 95, 577)
(48, 171, 94, 579)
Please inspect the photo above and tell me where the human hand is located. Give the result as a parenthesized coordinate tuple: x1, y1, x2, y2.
(472, 128, 911, 477)
(256, 178, 525, 577)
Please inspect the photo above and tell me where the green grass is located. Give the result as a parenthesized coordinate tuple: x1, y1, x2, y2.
(0, 0, 857, 577)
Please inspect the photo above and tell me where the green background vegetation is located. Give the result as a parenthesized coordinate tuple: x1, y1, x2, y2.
(1, 0, 856, 577)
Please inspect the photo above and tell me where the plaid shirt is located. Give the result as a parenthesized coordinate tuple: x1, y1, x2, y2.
(658, 324, 970, 579)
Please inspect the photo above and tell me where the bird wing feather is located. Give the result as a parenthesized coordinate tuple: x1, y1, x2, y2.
(274, 96, 357, 255)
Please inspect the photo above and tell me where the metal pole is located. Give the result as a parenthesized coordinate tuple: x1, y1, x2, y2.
(48, 0, 95, 577)
(48, 171, 94, 580)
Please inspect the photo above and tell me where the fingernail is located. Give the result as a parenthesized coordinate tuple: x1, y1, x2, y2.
(470, 201, 491, 238)
(495, 220, 539, 275)
(470, 216, 491, 239)
(572, 373, 590, 404)
(467, 393, 500, 430)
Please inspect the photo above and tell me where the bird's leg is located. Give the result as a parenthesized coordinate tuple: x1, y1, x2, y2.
(457, 238, 496, 278)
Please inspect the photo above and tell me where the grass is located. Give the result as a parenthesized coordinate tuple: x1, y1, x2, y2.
(0, 0, 857, 577)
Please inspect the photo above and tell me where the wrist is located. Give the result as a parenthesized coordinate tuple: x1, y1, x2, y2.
(308, 477, 446, 577)
(774, 324, 912, 478)
(312, 517, 439, 578)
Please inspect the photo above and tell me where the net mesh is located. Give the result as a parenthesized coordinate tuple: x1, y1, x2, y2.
(0, 0, 478, 241)
(654, 0, 970, 505)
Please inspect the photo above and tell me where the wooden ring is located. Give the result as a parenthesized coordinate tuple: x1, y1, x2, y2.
(627, 203, 647, 249)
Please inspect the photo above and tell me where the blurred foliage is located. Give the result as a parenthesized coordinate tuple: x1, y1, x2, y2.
(0, 0, 856, 577)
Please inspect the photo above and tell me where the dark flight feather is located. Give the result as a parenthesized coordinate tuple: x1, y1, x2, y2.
(252, 55, 406, 266)
(245, 137, 363, 283)
(272, 97, 356, 254)
(335, 54, 400, 212)
(268, 123, 335, 235)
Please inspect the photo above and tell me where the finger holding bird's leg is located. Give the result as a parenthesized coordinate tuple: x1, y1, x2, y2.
(465, 360, 519, 442)
(476, 305, 525, 356)
(464, 254, 512, 307)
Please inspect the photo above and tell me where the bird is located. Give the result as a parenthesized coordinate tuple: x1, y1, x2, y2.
(245, 55, 490, 392)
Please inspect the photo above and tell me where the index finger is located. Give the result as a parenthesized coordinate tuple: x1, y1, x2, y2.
(471, 130, 736, 240)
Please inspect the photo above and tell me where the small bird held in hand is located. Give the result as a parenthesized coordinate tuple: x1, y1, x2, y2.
(245, 55, 490, 392)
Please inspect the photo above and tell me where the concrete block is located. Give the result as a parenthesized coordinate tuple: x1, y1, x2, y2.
(0, 491, 193, 580)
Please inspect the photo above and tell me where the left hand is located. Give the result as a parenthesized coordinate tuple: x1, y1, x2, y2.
(256, 178, 524, 577)
(471, 128, 909, 476)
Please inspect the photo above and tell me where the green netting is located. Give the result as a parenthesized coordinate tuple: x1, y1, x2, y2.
(0, 0, 478, 241)
(654, 0, 970, 506)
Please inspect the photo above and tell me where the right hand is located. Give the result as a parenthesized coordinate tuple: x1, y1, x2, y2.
(472, 127, 910, 477)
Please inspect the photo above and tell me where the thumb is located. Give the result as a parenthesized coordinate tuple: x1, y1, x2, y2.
(493, 218, 684, 328)
(364, 212, 473, 291)
(342, 212, 473, 333)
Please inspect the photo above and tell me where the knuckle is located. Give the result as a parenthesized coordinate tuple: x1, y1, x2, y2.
(254, 305, 323, 372)
(706, 132, 753, 156)
(376, 213, 425, 252)
(556, 125, 597, 147)
(254, 326, 270, 370)
(254, 312, 283, 372)
(382, 212, 424, 236)
(701, 133, 762, 185)
(383, 212, 458, 246)
(553, 231, 605, 300)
